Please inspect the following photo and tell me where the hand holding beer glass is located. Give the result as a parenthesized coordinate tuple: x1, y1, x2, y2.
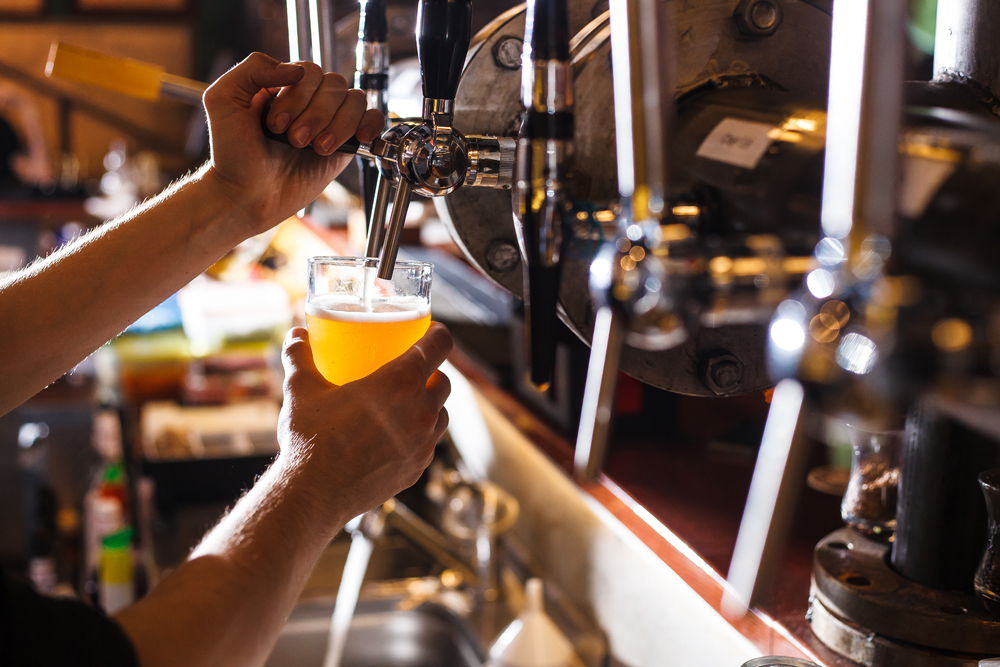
(306, 257, 433, 385)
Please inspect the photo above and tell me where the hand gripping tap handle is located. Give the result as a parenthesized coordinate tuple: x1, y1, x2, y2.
(260, 96, 366, 156)
(517, 0, 574, 389)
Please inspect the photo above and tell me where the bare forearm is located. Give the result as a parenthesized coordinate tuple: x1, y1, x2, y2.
(0, 165, 248, 415)
(116, 453, 348, 667)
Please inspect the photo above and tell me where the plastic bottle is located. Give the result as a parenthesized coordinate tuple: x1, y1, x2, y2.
(488, 579, 575, 667)
(99, 528, 134, 614)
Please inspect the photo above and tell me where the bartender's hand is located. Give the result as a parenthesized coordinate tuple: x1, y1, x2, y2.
(202, 52, 385, 236)
(278, 323, 453, 520)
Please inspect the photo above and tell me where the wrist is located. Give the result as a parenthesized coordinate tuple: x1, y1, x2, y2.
(201, 161, 271, 239)
(271, 449, 355, 533)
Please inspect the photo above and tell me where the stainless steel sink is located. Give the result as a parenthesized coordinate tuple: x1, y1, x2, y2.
(265, 597, 486, 667)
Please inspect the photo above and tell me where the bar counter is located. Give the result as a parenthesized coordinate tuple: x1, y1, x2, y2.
(448, 347, 855, 666)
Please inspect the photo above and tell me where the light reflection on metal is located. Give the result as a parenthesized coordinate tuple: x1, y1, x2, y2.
(821, 0, 867, 240)
(821, 0, 906, 246)
(661, 224, 691, 242)
(810, 314, 841, 344)
(770, 318, 806, 352)
(931, 318, 974, 352)
(815, 237, 846, 266)
(782, 117, 818, 133)
(806, 268, 836, 298)
(671, 205, 700, 217)
(724, 379, 808, 617)
(608, 0, 673, 215)
(286, 0, 306, 62)
(835, 332, 879, 374)
(574, 307, 625, 482)
(822, 300, 850, 326)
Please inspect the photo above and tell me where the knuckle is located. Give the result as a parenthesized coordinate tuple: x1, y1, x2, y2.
(300, 60, 323, 79)
(397, 363, 424, 390)
(202, 83, 222, 108)
(344, 89, 366, 106)
(283, 336, 310, 357)
(323, 72, 348, 89)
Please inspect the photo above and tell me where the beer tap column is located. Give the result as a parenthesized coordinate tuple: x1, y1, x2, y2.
(724, 0, 908, 616)
(514, 0, 574, 390)
(355, 0, 390, 228)
(574, 0, 676, 482)
(376, 0, 473, 279)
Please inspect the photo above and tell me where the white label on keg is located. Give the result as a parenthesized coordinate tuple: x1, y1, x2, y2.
(696, 118, 777, 170)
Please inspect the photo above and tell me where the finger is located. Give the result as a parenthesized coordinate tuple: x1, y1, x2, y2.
(281, 327, 330, 389)
(268, 63, 336, 140)
(287, 75, 353, 155)
(205, 52, 304, 110)
(356, 109, 387, 144)
(425, 371, 451, 410)
(313, 89, 367, 155)
(432, 407, 450, 442)
(393, 323, 454, 383)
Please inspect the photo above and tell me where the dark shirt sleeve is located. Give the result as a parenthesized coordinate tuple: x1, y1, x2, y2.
(0, 569, 140, 667)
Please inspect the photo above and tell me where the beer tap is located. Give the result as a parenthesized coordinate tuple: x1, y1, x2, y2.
(513, 0, 574, 390)
(355, 0, 390, 223)
(361, 0, 516, 279)
(574, 0, 678, 482)
(374, 0, 473, 279)
(271, 0, 516, 278)
(724, 0, 908, 616)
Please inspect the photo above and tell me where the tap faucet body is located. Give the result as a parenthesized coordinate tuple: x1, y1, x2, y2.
(513, 0, 575, 389)
(355, 0, 390, 224)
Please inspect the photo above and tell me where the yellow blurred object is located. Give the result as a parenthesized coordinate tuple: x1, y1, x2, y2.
(260, 216, 341, 305)
(45, 42, 206, 104)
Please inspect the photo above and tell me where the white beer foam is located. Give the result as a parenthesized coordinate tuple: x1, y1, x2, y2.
(306, 293, 430, 323)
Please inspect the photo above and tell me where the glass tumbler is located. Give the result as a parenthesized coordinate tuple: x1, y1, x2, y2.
(840, 428, 902, 536)
(306, 257, 433, 385)
(975, 469, 1000, 610)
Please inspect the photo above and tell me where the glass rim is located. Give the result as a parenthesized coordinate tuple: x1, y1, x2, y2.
(308, 256, 432, 270)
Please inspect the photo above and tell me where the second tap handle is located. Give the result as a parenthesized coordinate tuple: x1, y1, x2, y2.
(416, 0, 472, 102)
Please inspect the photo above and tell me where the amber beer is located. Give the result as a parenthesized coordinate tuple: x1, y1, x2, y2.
(306, 258, 433, 386)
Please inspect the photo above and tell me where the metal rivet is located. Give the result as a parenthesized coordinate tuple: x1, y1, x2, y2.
(486, 239, 521, 273)
(492, 37, 523, 71)
(702, 352, 744, 394)
(734, 0, 783, 37)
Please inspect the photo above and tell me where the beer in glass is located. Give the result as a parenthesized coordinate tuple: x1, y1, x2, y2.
(306, 257, 433, 385)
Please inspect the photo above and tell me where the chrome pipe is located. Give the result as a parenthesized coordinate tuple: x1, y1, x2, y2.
(377, 180, 412, 280)
(934, 0, 1000, 100)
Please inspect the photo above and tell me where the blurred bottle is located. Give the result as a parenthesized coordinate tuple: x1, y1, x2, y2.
(98, 528, 134, 614)
(82, 410, 130, 606)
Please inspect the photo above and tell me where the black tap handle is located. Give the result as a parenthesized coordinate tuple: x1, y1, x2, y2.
(416, 0, 472, 101)
(360, 0, 388, 42)
(525, 0, 569, 61)
(526, 259, 562, 389)
(518, 0, 572, 390)
(260, 97, 362, 154)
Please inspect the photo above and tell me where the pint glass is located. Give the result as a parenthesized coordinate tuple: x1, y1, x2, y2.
(306, 257, 433, 385)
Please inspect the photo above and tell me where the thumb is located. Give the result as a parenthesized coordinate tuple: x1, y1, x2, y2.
(204, 52, 305, 111)
(281, 327, 330, 389)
